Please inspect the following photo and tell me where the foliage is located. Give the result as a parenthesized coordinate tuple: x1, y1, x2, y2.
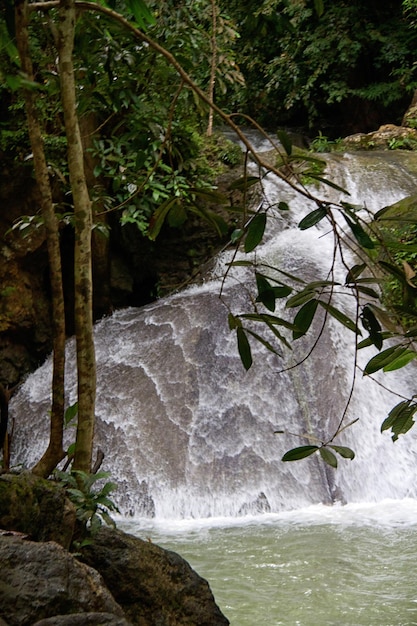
(223, 131, 417, 468)
(55, 469, 120, 540)
(222, 0, 417, 131)
(309, 132, 343, 153)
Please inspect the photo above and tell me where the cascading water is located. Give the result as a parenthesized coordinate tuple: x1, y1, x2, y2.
(10, 146, 417, 520)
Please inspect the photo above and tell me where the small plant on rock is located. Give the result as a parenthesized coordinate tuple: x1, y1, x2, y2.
(55, 469, 120, 546)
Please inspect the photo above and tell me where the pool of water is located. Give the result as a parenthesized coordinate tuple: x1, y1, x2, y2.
(119, 499, 417, 626)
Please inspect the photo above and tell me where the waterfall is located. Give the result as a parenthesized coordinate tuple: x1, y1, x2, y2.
(10, 148, 417, 519)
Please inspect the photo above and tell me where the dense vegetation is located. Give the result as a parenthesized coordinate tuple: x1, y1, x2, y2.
(222, 0, 417, 134)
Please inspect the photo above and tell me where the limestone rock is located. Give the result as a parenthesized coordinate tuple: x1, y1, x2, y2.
(0, 535, 126, 626)
(81, 527, 230, 626)
(32, 613, 131, 625)
(343, 124, 417, 150)
(0, 472, 76, 549)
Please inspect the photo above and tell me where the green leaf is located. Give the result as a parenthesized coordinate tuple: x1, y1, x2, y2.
(319, 447, 338, 468)
(292, 299, 318, 339)
(364, 345, 405, 375)
(282, 445, 319, 461)
(381, 401, 417, 441)
(239, 313, 295, 331)
(231, 228, 244, 243)
(278, 201, 289, 211)
(318, 300, 359, 334)
(64, 402, 78, 426)
(343, 213, 374, 249)
(228, 313, 240, 330)
(147, 198, 178, 240)
(277, 130, 293, 156)
(228, 176, 260, 191)
(244, 213, 267, 253)
(383, 349, 417, 372)
(66, 443, 76, 457)
(189, 205, 229, 237)
(356, 286, 380, 299)
(345, 263, 366, 284)
(298, 206, 327, 230)
(167, 203, 187, 228)
(314, 0, 324, 17)
(329, 445, 355, 460)
(126, 0, 156, 29)
(237, 327, 252, 370)
(286, 290, 315, 308)
(245, 328, 282, 358)
(361, 305, 383, 349)
(307, 174, 349, 194)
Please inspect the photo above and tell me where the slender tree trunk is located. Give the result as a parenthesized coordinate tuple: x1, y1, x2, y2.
(57, 0, 96, 473)
(15, 0, 66, 477)
(207, 0, 217, 137)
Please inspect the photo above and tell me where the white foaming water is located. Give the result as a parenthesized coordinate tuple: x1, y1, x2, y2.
(10, 149, 417, 520)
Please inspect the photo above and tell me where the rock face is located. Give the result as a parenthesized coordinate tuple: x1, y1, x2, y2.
(0, 535, 126, 626)
(81, 527, 230, 626)
(342, 124, 417, 150)
(0, 472, 76, 549)
(0, 473, 230, 626)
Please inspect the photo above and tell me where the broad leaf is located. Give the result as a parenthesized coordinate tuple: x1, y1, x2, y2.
(244, 213, 267, 253)
(239, 313, 296, 331)
(293, 299, 318, 339)
(364, 345, 406, 375)
(314, 0, 324, 17)
(286, 290, 315, 308)
(381, 401, 417, 441)
(237, 327, 252, 370)
(282, 445, 319, 462)
(278, 201, 289, 211)
(298, 206, 327, 230)
(318, 300, 359, 334)
(64, 402, 78, 426)
(127, 0, 156, 29)
(329, 445, 355, 460)
(319, 447, 338, 468)
(343, 213, 374, 249)
(361, 305, 383, 349)
(148, 197, 178, 240)
(245, 328, 282, 358)
(277, 130, 293, 156)
(228, 176, 261, 191)
(345, 263, 366, 284)
(383, 349, 417, 372)
(307, 174, 349, 194)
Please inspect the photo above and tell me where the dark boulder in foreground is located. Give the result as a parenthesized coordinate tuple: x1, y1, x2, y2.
(0, 534, 126, 626)
(81, 527, 229, 626)
(0, 473, 230, 626)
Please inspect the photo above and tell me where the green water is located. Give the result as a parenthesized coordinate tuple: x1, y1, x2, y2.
(120, 501, 417, 626)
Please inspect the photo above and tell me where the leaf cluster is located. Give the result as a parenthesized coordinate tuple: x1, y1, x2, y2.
(55, 469, 120, 542)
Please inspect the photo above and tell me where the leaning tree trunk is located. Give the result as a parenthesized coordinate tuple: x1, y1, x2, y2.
(15, 0, 66, 477)
(57, 0, 96, 473)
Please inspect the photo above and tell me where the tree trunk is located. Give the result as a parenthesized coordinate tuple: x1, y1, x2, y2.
(57, 0, 96, 473)
(15, 0, 66, 477)
(207, 0, 217, 137)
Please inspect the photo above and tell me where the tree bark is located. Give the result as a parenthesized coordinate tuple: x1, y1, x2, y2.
(207, 0, 217, 137)
(15, 0, 66, 477)
(57, 0, 96, 473)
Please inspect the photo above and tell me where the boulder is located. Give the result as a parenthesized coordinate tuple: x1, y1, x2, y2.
(0, 535, 126, 626)
(81, 527, 230, 626)
(32, 614, 130, 626)
(0, 472, 76, 549)
(342, 124, 417, 150)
